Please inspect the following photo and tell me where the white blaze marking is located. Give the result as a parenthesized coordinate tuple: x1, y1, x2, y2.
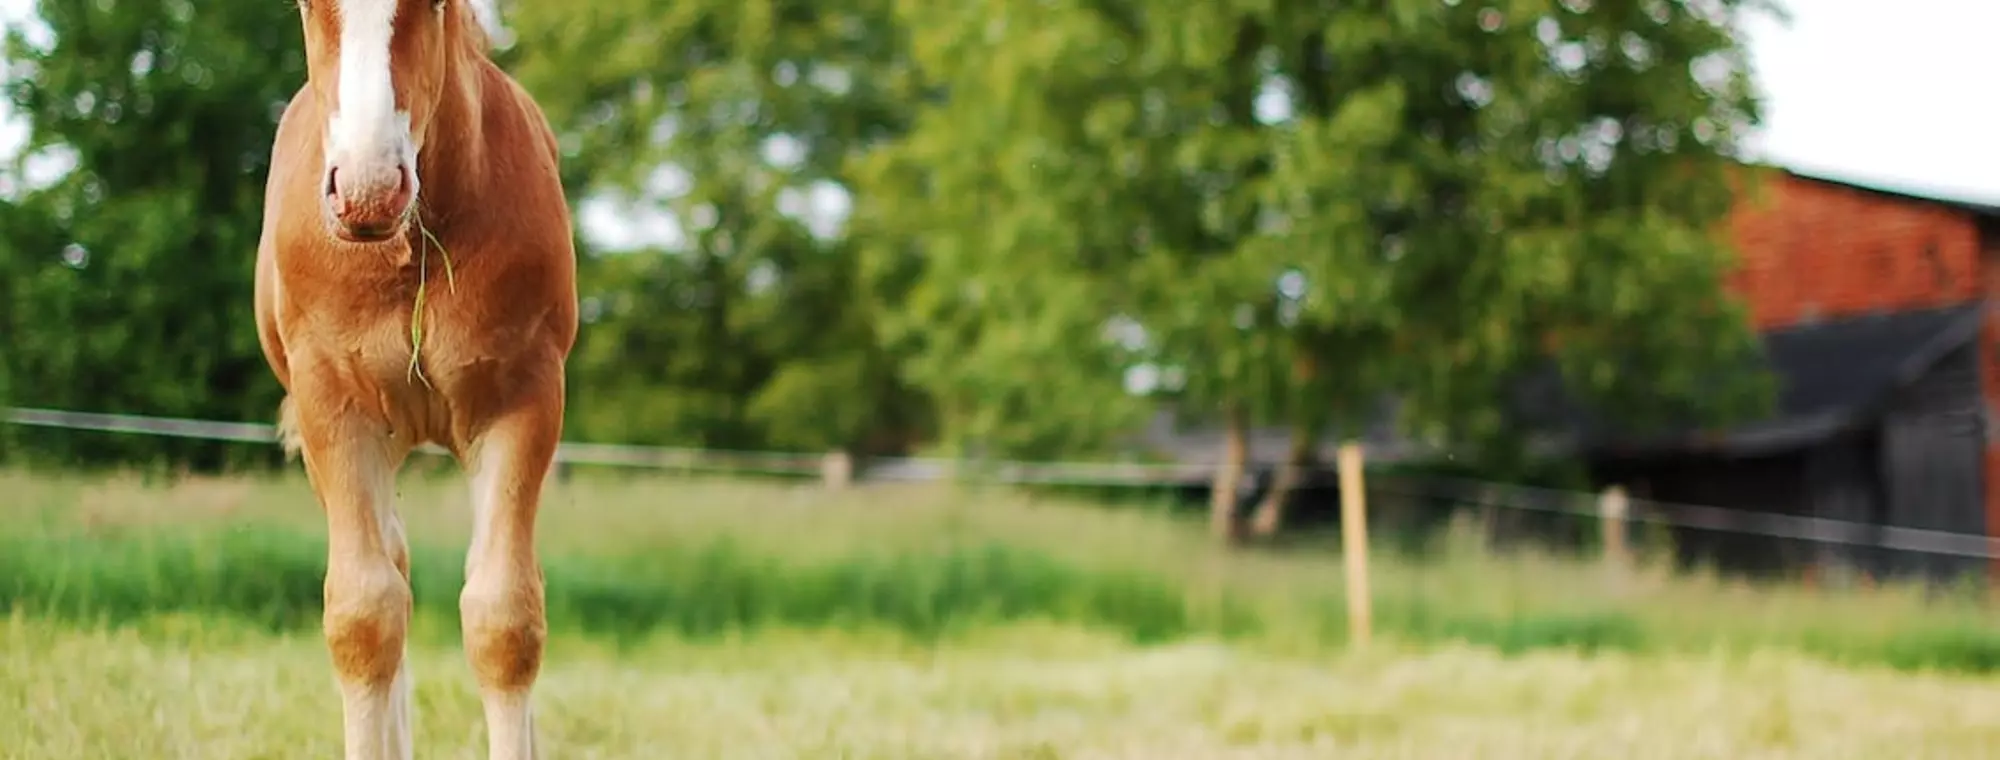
(328, 0, 414, 175)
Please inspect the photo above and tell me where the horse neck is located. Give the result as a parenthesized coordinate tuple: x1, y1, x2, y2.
(415, 31, 491, 222)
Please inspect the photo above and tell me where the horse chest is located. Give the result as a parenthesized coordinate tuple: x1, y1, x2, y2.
(282, 280, 492, 387)
(322, 298, 524, 444)
(281, 244, 560, 376)
(356, 302, 516, 381)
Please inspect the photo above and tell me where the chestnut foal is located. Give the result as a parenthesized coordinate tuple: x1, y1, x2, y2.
(253, 1, 575, 757)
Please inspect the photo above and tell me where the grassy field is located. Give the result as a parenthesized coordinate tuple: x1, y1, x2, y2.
(5, 466, 2000, 757)
(8, 615, 2000, 758)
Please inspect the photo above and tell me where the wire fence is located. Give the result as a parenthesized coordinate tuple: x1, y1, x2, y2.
(9, 405, 2000, 566)
(1371, 475, 2000, 561)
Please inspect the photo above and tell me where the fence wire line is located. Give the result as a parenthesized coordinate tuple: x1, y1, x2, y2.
(10, 406, 2000, 560)
(3, 407, 1216, 482)
(1369, 476, 2000, 561)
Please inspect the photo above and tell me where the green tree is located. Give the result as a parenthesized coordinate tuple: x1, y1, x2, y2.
(856, 0, 1780, 534)
(507, 0, 932, 455)
(0, 0, 305, 469)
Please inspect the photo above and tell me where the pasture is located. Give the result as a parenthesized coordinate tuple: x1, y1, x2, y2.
(4, 468, 2000, 757)
(10, 617, 2000, 758)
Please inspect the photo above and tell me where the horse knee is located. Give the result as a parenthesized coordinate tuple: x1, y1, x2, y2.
(460, 574, 546, 690)
(323, 563, 412, 685)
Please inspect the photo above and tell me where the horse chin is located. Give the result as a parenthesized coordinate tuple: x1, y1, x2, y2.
(325, 205, 413, 245)
(332, 226, 401, 244)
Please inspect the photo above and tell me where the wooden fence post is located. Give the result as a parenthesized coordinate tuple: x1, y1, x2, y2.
(821, 450, 853, 490)
(1338, 442, 1371, 648)
(1598, 484, 1630, 576)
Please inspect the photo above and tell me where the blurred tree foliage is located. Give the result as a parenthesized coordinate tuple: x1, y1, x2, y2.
(0, 0, 1781, 503)
(506, 0, 935, 455)
(0, 0, 304, 468)
(852, 0, 1781, 532)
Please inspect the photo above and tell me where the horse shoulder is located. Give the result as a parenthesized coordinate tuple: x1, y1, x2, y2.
(481, 63, 562, 174)
(255, 87, 319, 392)
(473, 65, 577, 264)
(265, 88, 319, 205)
(258, 88, 321, 263)
(254, 237, 290, 391)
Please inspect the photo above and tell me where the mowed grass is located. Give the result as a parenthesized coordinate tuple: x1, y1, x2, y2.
(8, 615, 2000, 758)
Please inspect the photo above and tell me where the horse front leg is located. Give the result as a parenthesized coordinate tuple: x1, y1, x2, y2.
(293, 392, 415, 760)
(460, 392, 562, 760)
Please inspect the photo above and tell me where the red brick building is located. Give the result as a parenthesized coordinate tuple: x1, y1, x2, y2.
(1591, 166, 2000, 583)
(1148, 165, 2000, 583)
(1726, 168, 1993, 328)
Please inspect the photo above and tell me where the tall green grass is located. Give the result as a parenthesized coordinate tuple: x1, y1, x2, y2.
(3, 467, 1999, 673)
(0, 525, 1247, 644)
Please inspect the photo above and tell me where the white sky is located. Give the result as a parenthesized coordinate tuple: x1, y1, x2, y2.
(1736, 0, 2000, 204)
(2, 0, 1997, 239)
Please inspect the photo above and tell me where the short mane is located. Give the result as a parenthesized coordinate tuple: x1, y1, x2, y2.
(462, 0, 500, 51)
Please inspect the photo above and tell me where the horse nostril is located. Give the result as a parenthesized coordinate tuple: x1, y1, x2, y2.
(324, 167, 340, 198)
(396, 164, 412, 195)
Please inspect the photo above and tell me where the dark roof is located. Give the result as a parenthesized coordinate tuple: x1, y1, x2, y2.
(1765, 303, 1984, 417)
(1778, 166, 2000, 219)
(1529, 302, 1988, 458)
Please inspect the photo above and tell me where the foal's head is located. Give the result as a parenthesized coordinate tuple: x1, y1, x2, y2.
(295, 0, 473, 243)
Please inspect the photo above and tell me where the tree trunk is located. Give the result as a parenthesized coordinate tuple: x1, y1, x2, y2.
(1248, 418, 1315, 538)
(1209, 404, 1249, 543)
